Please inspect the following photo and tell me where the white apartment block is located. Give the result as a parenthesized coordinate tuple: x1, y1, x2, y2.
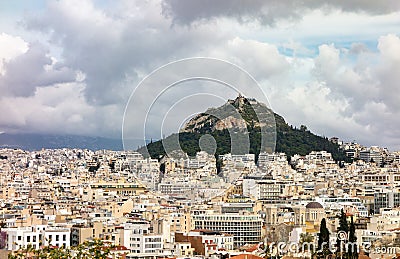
(243, 178, 288, 200)
(191, 212, 262, 248)
(317, 196, 368, 217)
(5, 225, 70, 251)
(360, 148, 383, 165)
(258, 152, 287, 165)
(158, 180, 197, 195)
(123, 222, 163, 254)
(359, 170, 400, 186)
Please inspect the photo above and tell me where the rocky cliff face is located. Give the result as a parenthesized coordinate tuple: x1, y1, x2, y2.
(214, 116, 247, 131)
(181, 95, 275, 133)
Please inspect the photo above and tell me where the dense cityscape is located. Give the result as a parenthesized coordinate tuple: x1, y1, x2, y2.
(1, 139, 400, 258)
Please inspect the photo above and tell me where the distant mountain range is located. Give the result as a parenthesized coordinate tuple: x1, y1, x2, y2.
(141, 95, 350, 162)
(0, 133, 124, 151)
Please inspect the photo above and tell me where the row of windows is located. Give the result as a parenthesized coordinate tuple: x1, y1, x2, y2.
(145, 244, 161, 248)
(196, 220, 261, 225)
(145, 237, 161, 242)
(259, 187, 282, 191)
(195, 225, 261, 230)
(49, 234, 68, 242)
(91, 185, 140, 188)
(131, 230, 148, 234)
(194, 226, 261, 234)
(26, 235, 39, 242)
(193, 216, 260, 221)
(19, 234, 66, 242)
(363, 176, 388, 181)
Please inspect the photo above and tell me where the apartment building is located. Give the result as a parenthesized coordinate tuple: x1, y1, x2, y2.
(5, 225, 70, 250)
(175, 230, 233, 256)
(191, 212, 262, 248)
(374, 191, 400, 214)
(123, 221, 163, 254)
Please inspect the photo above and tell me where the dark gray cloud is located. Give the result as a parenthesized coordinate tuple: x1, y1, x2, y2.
(23, 0, 229, 106)
(0, 42, 76, 97)
(162, 0, 400, 25)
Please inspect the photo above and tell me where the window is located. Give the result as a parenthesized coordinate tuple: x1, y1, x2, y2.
(27, 236, 31, 242)
(56, 235, 59, 241)
(18, 236, 21, 241)
(63, 235, 66, 241)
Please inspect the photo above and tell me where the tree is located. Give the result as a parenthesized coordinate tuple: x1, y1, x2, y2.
(300, 125, 308, 131)
(300, 232, 314, 251)
(338, 209, 349, 233)
(318, 218, 331, 257)
(348, 216, 358, 259)
(159, 163, 165, 173)
(336, 209, 349, 258)
(8, 239, 116, 259)
(216, 157, 223, 174)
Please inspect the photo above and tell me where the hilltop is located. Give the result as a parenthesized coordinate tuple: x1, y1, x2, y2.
(141, 95, 349, 162)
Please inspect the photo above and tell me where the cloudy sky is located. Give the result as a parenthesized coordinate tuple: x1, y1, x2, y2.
(0, 0, 400, 150)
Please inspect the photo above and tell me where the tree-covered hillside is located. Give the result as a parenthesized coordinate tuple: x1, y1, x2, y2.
(139, 96, 350, 162)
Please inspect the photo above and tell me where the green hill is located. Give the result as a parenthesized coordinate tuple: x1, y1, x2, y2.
(139, 95, 349, 162)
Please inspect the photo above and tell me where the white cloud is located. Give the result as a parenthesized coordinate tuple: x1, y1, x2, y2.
(0, 82, 123, 137)
(0, 33, 28, 74)
(199, 37, 290, 80)
(375, 34, 400, 110)
(285, 34, 400, 149)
